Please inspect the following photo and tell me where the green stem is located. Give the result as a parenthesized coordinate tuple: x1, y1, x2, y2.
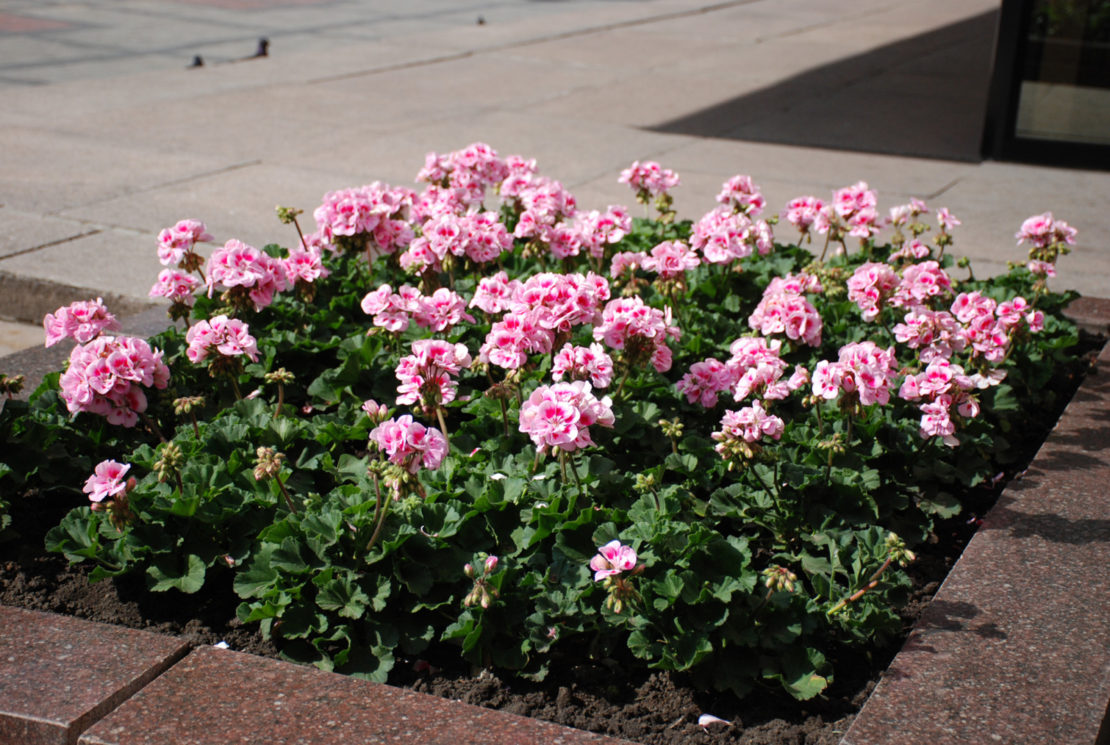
(365, 472, 389, 554)
(435, 405, 451, 451)
(275, 474, 299, 515)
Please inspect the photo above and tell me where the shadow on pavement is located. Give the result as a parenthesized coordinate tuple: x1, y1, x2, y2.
(649, 9, 999, 162)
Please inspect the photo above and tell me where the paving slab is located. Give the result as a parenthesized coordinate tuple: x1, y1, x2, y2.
(78, 645, 637, 745)
(0, 606, 189, 745)
(0, 208, 101, 260)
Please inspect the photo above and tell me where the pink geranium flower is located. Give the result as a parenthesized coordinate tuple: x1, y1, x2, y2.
(83, 460, 132, 503)
(618, 161, 679, 199)
(369, 415, 448, 474)
(149, 270, 200, 307)
(716, 174, 766, 216)
(185, 315, 259, 364)
(590, 540, 638, 582)
(157, 219, 212, 267)
(518, 381, 614, 454)
(43, 298, 121, 347)
(552, 343, 614, 389)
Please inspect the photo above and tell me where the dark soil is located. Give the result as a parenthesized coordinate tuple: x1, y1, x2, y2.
(1, 333, 1102, 745)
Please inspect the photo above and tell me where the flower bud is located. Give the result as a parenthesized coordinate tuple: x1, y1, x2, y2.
(484, 555, 499, 574)
(463, 562, 476, 579)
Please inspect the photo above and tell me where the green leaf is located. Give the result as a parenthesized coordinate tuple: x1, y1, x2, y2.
(316, 571, 371, 619)
(147, 553, 206, 594)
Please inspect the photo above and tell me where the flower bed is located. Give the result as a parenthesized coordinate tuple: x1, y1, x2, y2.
(0, 144, 1090, 726)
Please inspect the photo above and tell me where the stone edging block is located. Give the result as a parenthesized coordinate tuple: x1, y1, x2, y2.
(77, 646, 637, 745)
(0, 606, 189, 745)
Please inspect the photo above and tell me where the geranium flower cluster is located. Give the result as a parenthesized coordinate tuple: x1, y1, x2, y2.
(713, 400, 785, 448)
(361, 284, 474, 334)
(812, 341, 899, 407)
(157, 219, 211, 268)
(395, 339, 472, 411)
(551, 343, 614, 389)
(748, 274, 823, 347)
(716, 174, 766, 216)
(899, 359, 981, 446)
(689, 206, 774, 265)
(677, 337, 807, 409)
(43, 298, 120, 347)
(59, 335, 170, 427)
(618, 160, 680, 201)
(148, 270, 201, 309)
(401, 211, 513, 272)
(518, 381, 615, 454)
(185, 315, 259, 364)
(478, 272, 611, 370)
(369, 415, 448, 474)
(783, 182, 880, 245)
(311, 182, 416, 256)
(205, 239, 290, 311)
(593, 296, 680, 373)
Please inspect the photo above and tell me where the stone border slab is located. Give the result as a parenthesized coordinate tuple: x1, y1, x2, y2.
(0, 606, 189, 745)
(77, 646, 637, 745)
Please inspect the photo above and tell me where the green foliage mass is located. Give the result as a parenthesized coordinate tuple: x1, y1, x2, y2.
(0, 204, 1088, 701)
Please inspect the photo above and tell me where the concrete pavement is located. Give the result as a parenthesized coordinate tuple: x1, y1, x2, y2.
(2, 0, 1108, 358)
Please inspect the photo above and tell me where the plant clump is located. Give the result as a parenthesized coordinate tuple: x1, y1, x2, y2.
(0, 144, 1084, 702)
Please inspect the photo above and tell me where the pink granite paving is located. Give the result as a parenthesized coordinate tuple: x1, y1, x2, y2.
(842, 337, 1110, 745)
(0, 606, 189, 745)
(0, 14, 72, 33)
(78, 646, 638, 745)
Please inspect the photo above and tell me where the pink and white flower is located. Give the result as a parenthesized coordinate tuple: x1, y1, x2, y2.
(44, 298, 121, 347)
(518, 381, 614, 454)
(590, 540, 638, 582)
(83, 459, 132, 503)
(149, 270, 200, 307)
(618, 160, 679, 199)
(716, 174, 766, 216)
(185, 315, 259, 364)
(552, 343, 614, 389)
(369, 415, 448, 473)
(157, 219, 212, 267)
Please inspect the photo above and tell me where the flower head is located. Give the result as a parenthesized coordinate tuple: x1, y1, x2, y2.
(589, 540, 638, 582)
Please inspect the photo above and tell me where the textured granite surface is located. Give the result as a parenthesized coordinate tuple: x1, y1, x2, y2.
(842, 339, 1110, 745)
(78, 646, 638, 745)
(0, 606, 189, 745)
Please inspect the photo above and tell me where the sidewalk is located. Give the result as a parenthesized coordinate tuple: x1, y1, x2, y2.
(2, 0, 1108, 351)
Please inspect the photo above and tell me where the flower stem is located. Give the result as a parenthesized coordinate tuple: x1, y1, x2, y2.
(435, 405, 451, 451)
(365, 472, 390, 555)
(275, 474, 299, 515)
(827, 554, 893, 615)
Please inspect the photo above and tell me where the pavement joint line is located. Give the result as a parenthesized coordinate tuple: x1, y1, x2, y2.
(308, 0, 762, 85)
(48, 159, 264, 217)
(0, 229, 104, 263)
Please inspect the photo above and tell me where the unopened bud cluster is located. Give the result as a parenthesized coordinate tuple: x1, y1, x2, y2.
(265, 367, 295, 385)
(885, 532, 916, 567)
(0, 374, 25, 397)
(174, 395, 205, 415)
(253, 447, 285, 481)
(762, 565, 798, 593)
(154, 442, 184, 483)
(463, 554, 500, 609)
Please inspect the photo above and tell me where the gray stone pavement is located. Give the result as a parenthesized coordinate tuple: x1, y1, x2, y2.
(1, 0, 1108, 357)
